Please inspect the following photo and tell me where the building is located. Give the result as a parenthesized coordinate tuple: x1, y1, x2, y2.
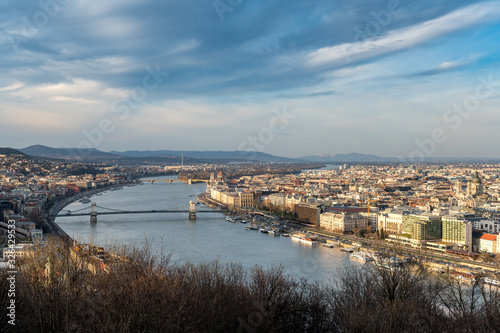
(268, 193, 286, 208)
(359, 212, 378, 231)
(401, 213, 442, 243)
(326, 205, 368, 214)
(296, 203, 323, 226)
(479, 234, 497, 253)
(320, 212, 368, 234)
(239, 191, 254, 208)
(473, 219, 500, 234)
(377, 209, 406, 234)
(467, 171, 483, 196)
(441, 215, 473, 251)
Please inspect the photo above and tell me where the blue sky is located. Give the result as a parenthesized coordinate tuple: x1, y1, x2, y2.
(1, 0, 500, 158)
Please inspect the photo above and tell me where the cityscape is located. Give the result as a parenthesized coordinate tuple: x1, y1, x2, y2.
(2, 0, 500, 332)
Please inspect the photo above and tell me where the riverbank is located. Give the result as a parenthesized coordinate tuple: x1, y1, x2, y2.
(46, 180, 141, 241)
(197, 192, 227, 210)
(200, 192, 500, 276)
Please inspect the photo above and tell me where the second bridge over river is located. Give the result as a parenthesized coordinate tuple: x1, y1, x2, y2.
(145, 179, 209, 184)
(51, 202, 228, 223)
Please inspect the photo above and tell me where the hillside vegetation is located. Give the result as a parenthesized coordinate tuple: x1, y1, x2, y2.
(1, 238, 499, 332)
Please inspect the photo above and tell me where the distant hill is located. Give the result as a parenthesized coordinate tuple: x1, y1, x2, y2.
(0, 147, 26, 156)
(112, 150, 302, 163)
(20, 145, 121, 160)
(19, 145, 303, 163)
(299, 153, 390, 162)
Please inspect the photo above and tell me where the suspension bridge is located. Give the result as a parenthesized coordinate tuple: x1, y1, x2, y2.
(144, 179, 209, 184)
(50, 202, 227, 223)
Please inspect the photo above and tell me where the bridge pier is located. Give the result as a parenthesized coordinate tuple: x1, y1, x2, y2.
(90, 202, 97, 223)
(189, 201, 196, 220)
(188, 179, 192, 185)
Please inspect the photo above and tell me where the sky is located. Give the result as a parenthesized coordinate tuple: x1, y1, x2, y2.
(1, 0, 500, 159)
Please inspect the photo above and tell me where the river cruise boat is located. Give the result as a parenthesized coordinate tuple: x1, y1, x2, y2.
(302, 237, 317, 244)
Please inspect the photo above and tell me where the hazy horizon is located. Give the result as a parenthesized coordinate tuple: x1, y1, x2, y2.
(2, 1, 500, 159)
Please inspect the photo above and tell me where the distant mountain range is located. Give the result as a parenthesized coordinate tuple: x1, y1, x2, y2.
(18, 145, 302, 163)
(112, 149, 302, 163)
(20, 145, 117, 160)
(16, 145, 500, 163)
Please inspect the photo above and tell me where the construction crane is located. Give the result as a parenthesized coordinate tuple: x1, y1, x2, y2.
(367, 200, 379, 214)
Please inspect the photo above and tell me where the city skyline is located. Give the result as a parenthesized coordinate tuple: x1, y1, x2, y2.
(1, 1, 500, 158)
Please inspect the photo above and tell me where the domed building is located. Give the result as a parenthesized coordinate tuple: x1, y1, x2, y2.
(467, 171, 483, 197)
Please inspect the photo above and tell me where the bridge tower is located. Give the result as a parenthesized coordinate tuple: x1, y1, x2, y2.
(90, 202, 97, 223)
(189, 201, 196, 220)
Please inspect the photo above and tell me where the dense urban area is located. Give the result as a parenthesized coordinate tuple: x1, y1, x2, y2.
(2, 149, 500, 331)
(3, 149, 500, 268)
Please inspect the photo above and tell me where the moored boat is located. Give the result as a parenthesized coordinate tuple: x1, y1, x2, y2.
(268, 228, 280, 236)
(483, 277, 500, 287)
(302, 237, 317, 244)
(226, 216, 237, 223)
(350, 251, 373, 262)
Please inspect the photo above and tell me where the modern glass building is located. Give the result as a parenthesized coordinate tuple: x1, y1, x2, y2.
(402, 214, 442, 242)
(442, 215, 472, 251)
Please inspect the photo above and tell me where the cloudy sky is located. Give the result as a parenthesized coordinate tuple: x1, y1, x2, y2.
(1, 0, 500, 158)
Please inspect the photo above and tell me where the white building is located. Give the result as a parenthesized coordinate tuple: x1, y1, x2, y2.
(473, 219, 500, 234)
(320, 212, 368, 234)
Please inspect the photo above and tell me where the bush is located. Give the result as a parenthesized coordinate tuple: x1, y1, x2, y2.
(2, 238, 500, 332)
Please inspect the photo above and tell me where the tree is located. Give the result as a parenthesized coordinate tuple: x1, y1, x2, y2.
(479, 252, 493, 262)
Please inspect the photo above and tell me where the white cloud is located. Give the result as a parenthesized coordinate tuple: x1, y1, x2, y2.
(167, 39, 200, 55)
(0, 81, 24, 92)
(306, 1, 500, 67)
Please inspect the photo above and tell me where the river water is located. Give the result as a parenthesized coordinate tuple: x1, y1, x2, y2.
(56, 175, 355, 281)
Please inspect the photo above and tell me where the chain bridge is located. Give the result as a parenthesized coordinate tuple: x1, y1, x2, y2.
(51, 202, 227, 223)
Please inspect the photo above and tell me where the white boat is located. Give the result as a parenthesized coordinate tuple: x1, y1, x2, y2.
(350, 251, 373, 262)
(281, 233, 291, 237)
(322, 243, 334, 248)
(268, 228, 280, 236)
(341, 247, 356, 253)
(291, 234, 317, 244)
(226, 216, 237, 223)
(482, 277, 500, 287)
(302, 237, 317, 244)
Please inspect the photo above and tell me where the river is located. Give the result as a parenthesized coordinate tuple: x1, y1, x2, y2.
(56, 175, 356, 281)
